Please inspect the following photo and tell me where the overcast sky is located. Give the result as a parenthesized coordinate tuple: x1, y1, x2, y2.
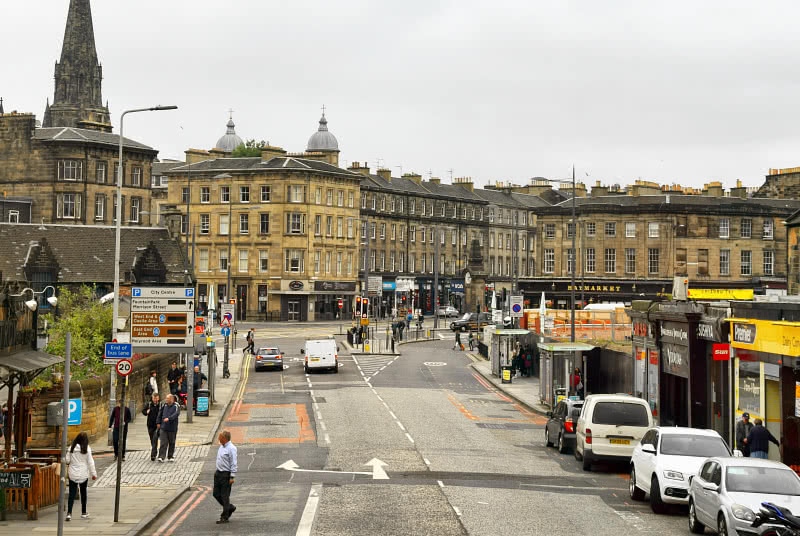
(4, 1, 800, 190)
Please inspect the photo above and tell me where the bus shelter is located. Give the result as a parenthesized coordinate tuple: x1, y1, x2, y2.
(538, 342, 595, 408)
(489, 329, 533, 379)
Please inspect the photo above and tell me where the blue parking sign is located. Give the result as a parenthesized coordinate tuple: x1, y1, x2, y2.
(185, 288, 194, 297)
(68, 399, 82, 425)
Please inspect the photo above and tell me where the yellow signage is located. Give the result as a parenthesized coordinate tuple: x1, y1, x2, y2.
(730, 318, 800, 357)
(688, 288, 754, 300)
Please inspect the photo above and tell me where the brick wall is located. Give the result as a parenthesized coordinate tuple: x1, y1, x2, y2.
(28, 353, 178, 448)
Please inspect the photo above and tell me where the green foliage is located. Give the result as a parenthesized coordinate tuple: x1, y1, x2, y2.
(40, 285, 112, 382)
(231, 139, 268, 157)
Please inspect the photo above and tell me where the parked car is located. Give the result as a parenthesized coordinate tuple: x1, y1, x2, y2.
(629, 427, 731, 513)
(302, 338, 339, 373)
(255, 347, 283, 371)
(450, 312, 491, 332)
(545, 399, 583, 453)
(575, 394, 653, 472)
(687, 457, 800, 535)
(437, 306, 459, 318)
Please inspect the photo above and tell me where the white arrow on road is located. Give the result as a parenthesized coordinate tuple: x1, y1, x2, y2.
(277, 459, 390, 480)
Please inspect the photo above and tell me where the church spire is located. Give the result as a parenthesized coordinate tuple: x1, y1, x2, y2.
(43, 0, 111, 132)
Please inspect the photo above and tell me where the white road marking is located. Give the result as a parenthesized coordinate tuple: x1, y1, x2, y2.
(247, 449, 257, 471)
(309, 390, 315, 397)
(453, 506, 462, 517)
(396, 421, 406, 431)
(437, 480, 445, 488)
(324, 433, 330, 444)
(296, 483, 322, 536)
(423, 458, 431, 466)
(405, 433, 415, 444)
(316, 412, 322, 420)
(477, 501, 488, 505)
(389, 411, 397, 419)
(320, 422, 327, 431)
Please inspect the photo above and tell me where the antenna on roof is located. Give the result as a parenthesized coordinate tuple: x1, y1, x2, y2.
(395, 165, 403, 176)
(228, 108, 234, 120)
(447, 169, 454, 181)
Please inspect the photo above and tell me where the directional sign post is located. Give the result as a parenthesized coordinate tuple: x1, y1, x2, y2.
(130, 287, 195, 354)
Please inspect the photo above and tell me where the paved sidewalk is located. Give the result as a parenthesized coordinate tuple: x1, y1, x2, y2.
(0, 348, 246, 536)
(470, 357, 551, 415)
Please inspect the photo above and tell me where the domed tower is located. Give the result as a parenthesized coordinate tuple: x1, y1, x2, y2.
(306, 108, 340, 166)
(215, 112, 244, 154)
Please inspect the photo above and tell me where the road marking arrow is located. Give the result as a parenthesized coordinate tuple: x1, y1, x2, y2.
(277, 459, 389, 480)
(364, 458, 389, 480)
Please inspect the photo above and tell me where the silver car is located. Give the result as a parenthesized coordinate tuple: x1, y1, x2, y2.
(688, 457, 800, 535)
(255, 347, 283, 371)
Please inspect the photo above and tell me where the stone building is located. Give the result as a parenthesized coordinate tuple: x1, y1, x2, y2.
(0, 0, 160, 226)
(527, 192, 800, 305)
(164, 154, 362, 322)
(754, 167, 800, 199)
(355, 167, 488, 316)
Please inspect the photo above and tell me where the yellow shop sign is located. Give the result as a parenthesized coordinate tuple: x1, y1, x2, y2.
(688, 288, 754, 300)
(729, 318, 800, 357)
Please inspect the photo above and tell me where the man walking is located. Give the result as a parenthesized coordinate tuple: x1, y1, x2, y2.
(157, 394, 180, 462)
(214, 430, 238, 524)
(736, 412, 754, 456)
(747, 418, 780, 459)
(167, 362, 181, 397)
(143, 393, 163, 461)
(108, 400, 131, 461)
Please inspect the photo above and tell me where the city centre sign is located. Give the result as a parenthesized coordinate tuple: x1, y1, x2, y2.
(130, 287, 195, 353)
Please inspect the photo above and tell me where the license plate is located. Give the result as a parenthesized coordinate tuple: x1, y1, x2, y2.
(311, 358, 320, 361)
(609, 438, 630, 445)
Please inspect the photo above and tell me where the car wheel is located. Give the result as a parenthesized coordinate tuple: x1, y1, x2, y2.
(688, 500, 704, 534)
(649, 476, 666, 514)
(557, 432, 568, 454)
(717, 513, 729, 536)
(544, 427, 552, 447)
(333, 365, 339, 373)
(582, 451, 592, 471)
(629, 466, 645, 501)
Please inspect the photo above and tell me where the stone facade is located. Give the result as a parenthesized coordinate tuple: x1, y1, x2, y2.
(754, 167, 800, 200)
(165, 154, 361, 321)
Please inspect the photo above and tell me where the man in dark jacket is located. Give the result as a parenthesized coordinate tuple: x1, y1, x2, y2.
(108, 401, 132, 461)
(736, 413, 754, 456)
(747, 418, 780, 459)
(157, 394, 181, 462)
(144, 393, 163, 461)
(167, 362, 182, 397)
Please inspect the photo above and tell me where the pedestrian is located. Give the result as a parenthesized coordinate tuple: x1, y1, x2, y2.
(192, 365, 207, 411)
(571, 368, 583, 397)
(243, 330, 251, 355)
(398, 320, 405, 341)
(65, 431, 96, 521)
(143, 393, 163, 461)
(468, 332, 475, 351)
(746, 418, 780, 459)
(213, 430, 238, 524)
(144, 369, 158, 405)
(108, 400, 131, 461)
(157, 394, 180, 462)
(176, 375, 188, 407)
(523, 353, 533, 379)
(736, 412, 754, 456)
(168, 361, 181, 397)
(247, 329, 256, 354)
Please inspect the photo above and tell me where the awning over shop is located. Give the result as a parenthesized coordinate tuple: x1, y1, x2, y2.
(0, 350, 63, 373)
(537, 342, 596, 353)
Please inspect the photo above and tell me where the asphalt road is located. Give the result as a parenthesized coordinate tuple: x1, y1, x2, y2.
(146, 336, 692, 536)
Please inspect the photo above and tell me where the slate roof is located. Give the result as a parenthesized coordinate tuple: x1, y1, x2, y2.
(152, 161, 184, 175)
(360, 174, 431, 195)
(421, 180, 485, 202)
(168, 156, 361, 178)
(0, 223, 189, 285)
(547, 194, 800, 215)
(34, 127, 156, 152)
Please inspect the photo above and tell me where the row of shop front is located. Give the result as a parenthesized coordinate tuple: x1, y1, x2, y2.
(628, 300, 800, 469)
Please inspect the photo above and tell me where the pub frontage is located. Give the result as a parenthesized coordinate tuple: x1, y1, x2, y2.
(521, 279, 672, 308)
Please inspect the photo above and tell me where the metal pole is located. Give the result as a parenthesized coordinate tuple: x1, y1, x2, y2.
(224, 335, 230, 379)
(185, 163, 191, 260)
(433, 226, 439, 330)
(57, 333, 71, 536)
(227, 200, 232, 302)
(571, 166, 576, 344)
(364, 220, 371, 318)
(113, 375, 126, 523)
(186, 354, 194, 424)
(191, 224, 196, 273)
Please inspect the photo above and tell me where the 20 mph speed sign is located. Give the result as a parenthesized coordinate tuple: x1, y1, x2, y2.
(116, 359, 133, 376)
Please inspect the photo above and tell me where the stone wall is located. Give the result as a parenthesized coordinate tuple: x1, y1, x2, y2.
(28, 353, 178, 448)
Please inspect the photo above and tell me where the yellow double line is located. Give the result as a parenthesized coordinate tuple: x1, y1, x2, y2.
(233, 354, 252, 409)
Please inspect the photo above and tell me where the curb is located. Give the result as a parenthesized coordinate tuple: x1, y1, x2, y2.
(469, 363, 549, 417)
(203, 351, 249, 445)
(127, 485, 191, 536)
(351, 352, 401, 357)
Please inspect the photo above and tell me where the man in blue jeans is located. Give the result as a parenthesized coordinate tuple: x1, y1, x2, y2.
(747, 418, 780, 459)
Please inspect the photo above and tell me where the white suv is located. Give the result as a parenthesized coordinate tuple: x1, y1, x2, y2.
(629, 427, 731, 513)
(575, 394, 652, 472)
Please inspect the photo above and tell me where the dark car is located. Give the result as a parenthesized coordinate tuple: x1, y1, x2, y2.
(450, 312, 492, 332)
(545, 399, 583, 453)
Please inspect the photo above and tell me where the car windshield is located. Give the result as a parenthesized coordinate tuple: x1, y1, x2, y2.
(726, 467, 800, 495)
(258, 348, 279, 355)
(660, 434, 730, 457)
(591, 402, 649, 426)
(459, 314, 471, 320)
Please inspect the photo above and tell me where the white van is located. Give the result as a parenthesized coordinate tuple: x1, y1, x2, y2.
(575, 394, 653, 472)
(302, 338, 339, 373)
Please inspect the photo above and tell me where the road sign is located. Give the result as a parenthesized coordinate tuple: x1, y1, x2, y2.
(116, 359, 132, 376)
(130, 286, 194, 352)
(195, 317, 206, 334)
(104, 342, 132, 360)
(68, 399, 82, 425)
(338, 299, 343, 309)
(510, 295, 524, 318)
(220, 304, 235, 326)
(221, 326, 231, 337)
(368, 276, 382, 294)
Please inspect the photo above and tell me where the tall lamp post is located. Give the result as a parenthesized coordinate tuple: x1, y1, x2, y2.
(547, 170, 578, 343)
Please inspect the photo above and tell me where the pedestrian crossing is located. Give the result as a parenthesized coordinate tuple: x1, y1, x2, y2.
(353, 353, 401, 381)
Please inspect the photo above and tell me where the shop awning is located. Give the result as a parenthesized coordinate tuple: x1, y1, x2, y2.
(0, 349, 63, 373)
(537, 342, 596, 353)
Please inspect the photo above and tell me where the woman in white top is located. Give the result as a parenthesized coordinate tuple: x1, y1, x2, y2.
(65, 431, 97, 521)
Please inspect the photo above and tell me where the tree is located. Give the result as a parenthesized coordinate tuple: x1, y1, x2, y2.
(231, 139, 268, 157)
(41, 285, 112, 381)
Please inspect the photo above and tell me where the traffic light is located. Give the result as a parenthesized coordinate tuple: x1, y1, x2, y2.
(364, 298, 369, 307)
(401, 295, 406, 303)
(229, 299, 236, 305)
(356, 296, 361, 306)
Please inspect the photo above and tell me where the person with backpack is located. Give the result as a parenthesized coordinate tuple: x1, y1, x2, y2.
(143, 393, 163, 461)
(454, 331, 462, 351)
(144, 369, 158, 404)
(65, 431, 97, 521)
(108, 400, 132, 461)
